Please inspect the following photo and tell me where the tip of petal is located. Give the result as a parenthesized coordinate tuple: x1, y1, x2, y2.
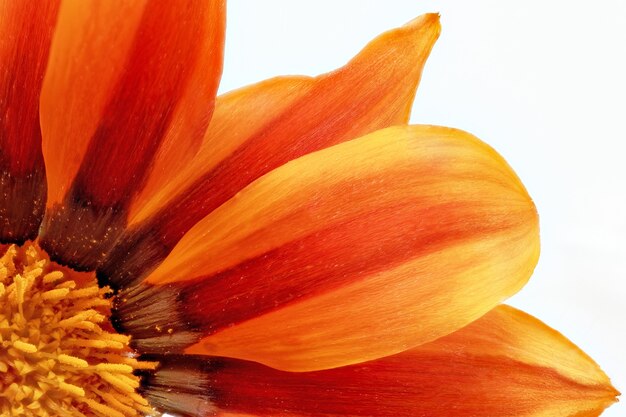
(596, 387, 621, 417)
(492, 306, 619, 416)
(404, 12, 442, 40)
(590, 378, 620, 409)
(408, 12, 441, 25)
(608, 385, 621, 401)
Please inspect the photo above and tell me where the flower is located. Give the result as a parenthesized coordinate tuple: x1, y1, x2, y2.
(0, 1, 618, 417)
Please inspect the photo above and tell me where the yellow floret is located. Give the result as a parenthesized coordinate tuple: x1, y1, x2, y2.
(0, 243, 157, 417)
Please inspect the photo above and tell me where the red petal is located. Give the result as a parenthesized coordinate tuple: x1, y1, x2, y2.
(142, 306, 618, 417)
(0, 1, 59, 242)
(39, 1, 225, 269)
(100, 13, 441, 289)
(114, 125, 538, 371)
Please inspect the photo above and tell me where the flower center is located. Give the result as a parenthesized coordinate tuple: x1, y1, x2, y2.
(0, 243, 157, 417)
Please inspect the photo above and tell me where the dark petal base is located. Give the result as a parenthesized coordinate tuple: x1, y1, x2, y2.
(39, 198, 125, 271)
(112, 282, 202, 354)
(97, 225, 173, 291)
(0, 170, 46, 244)
(139, 355, 217, 417)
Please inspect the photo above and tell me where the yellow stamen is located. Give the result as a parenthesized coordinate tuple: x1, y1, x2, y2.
(57, 354, 89, 368)
(59, 381, 86, 397)
(0, 243, 157, 417)
(95, 363, 135, 373)
(41, 287, 71, 300)
(42, 270, 64, 284)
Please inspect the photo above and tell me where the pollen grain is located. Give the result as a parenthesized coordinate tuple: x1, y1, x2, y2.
(0, 243, 157, 417)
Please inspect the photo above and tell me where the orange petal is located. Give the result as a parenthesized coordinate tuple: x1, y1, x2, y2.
(100, 13, 441, 289)
(41, 0, 225, 209)
(41, 0, 145, 208)
(0, 1, 59, 242)
(124, 1, 225, 214)
(39, 0, 225, 270)
(128, 75, 316, 225)
(143, 306, 618, 417)
(116, 125, 539, 371)
(130, 13, 440, 225)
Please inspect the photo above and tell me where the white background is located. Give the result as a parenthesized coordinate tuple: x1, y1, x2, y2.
(187, 1, 625, 415)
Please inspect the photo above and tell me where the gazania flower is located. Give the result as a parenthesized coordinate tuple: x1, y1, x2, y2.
(0, 1, 618, 417)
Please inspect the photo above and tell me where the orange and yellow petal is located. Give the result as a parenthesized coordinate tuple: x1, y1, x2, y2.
(0, 1, 59, 242)
(39, 0, 225, 269)
(41, 0, 147, 209)
(100, 13, 441, 289)
(142, 306, 618, 417)
(115, 125, 539, 371)
(128, 75, 316, 226)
